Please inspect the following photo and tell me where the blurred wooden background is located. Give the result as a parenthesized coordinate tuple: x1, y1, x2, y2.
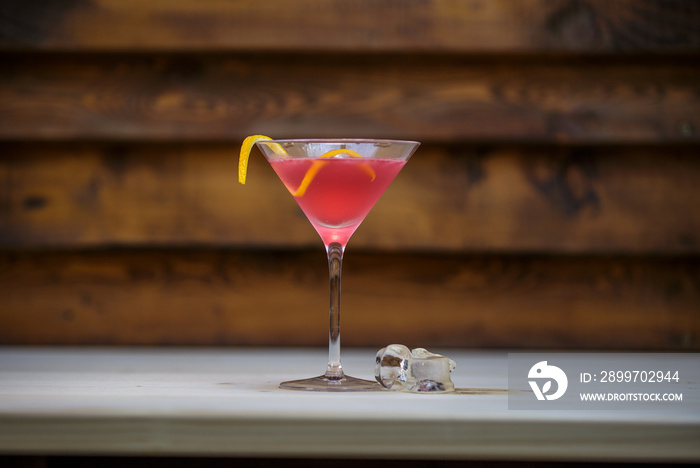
(1, 0, 699, 350)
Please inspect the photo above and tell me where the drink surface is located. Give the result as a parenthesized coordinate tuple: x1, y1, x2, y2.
(269, 158, 405, 246)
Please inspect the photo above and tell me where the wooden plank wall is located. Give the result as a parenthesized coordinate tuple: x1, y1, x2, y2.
(1, 0, 699, 350)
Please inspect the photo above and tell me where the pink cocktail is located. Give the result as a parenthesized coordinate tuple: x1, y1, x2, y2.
(269, 158, 406, 246)
(256, 139, 420, 391)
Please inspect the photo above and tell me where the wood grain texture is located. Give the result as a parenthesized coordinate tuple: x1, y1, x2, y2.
(1, 250, 698, 350)
(1, 459, 692, 468)
(0, 55, 698, 143)
(1, 0, 699, 53)
(1, 143, 699, 253)
(0, 0, 697, 356)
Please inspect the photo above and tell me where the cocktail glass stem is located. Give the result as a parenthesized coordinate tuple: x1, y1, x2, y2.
(325, 242, 345, 380)
(279, 238, 378, 390)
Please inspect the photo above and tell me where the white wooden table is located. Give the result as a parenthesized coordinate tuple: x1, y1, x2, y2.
(1, 347, 698, 462)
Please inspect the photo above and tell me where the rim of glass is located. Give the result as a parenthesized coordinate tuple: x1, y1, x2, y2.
(256, 138, 420, 145)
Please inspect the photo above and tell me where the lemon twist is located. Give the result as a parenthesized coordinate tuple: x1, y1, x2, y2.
(291, 149, 375, 197)
(238, 135, 376, 196)
(238, 135, 286, 184)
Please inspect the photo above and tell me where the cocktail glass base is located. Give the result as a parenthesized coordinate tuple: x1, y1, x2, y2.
(280, 374, 380, 392)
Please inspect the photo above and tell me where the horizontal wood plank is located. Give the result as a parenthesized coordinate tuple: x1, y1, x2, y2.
(2, 349, 699, 462)
(2, 349, 700, 462)
(0, 250, 698, 350)
(0, 55, 698, 143)
(1, 143, 699, 253)
(1, 0, 699, 53)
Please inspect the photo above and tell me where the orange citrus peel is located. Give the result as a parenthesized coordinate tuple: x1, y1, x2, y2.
(291, 149, 375, 197)
(239, 135, 376, 197)
(238, 135, 287, 184)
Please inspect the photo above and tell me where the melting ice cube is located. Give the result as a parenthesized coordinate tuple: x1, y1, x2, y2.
(375, 344, 456, 393)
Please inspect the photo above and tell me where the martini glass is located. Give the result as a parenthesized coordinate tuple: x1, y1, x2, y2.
(256, 139, 419, 391)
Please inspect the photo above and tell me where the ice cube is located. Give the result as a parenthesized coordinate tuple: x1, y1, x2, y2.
(374, 344, 411, 389)
(375, 345, 456, 393)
